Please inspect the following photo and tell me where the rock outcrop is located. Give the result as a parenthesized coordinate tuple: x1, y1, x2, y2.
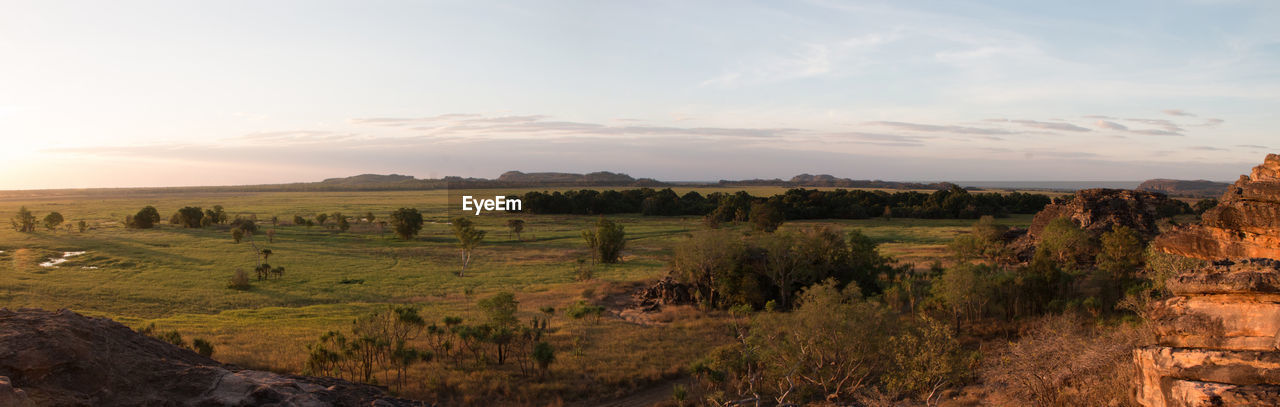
(1154, 154, 1280, 261)
(0, 308, 424, 407)
(1136, 154, 1280, 406)
(1008, 188, 1179, 261)
(633, 276, 696, 311)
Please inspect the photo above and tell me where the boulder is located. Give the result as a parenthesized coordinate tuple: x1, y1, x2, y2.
(0, 308, 425, 407)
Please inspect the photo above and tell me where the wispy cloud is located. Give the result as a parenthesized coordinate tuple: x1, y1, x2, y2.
(1095, 120, 1129, 131)
(1162, 109, 1196, 117)
(864, 121, 1013, 135)
(997, 119, 1091, 132)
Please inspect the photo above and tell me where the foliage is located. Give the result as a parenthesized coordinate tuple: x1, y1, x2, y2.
(42, 211, 64, 231)
(204, 205, 227, 225)
(883, 315, 969, 401)
(76, 220, 87, 233)
(451, 216, 486, 275)
(390, 208, 424, 240)
(192, 338, 215, 357)
(228, 269, 251, 290)
(1035, 217, 1094, 266)
(127, 206, 162, 229)
(582, 217, 626, 263)
(749, 201, 784, 232)
(175, 207, 205, 228)
(478, 291, 519, 328)
(12, 206, 36, 232)
(506, 219, 525, 240)
(518, 187, 1051, 220)
(981, 313, 1149, 407)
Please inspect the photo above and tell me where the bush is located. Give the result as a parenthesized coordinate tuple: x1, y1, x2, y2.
(390, 208, 424, 240)
(175, 207, 204, 228)
(192, 338, 215, 357)
(981, 313, 1150, 407)
(42, 212, 64, 231)
(582, 217, 625, 263)
(228, 269, 251, 290)
(127, 206, 162, 229)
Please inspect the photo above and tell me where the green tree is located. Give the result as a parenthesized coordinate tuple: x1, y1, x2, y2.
(231, 227, 245, 243)
(1095, 225, 1145, 306)
(128, 206, 162, 229)
(506, 219, 525, 240)
(365, 211, 375, 223)
(293, 215, 306, 226)
(532, 341, 555, 377)
(42, 212, 64, 231)
(478, 291, 519, 328)
(76, 220, 87, 233)
(175, 207, 204, 228)
(884, 316, 967, 403)
(12, 206, 36, 232)
(749, 201, 784, 233)
(1036, 217, 1093, 266)
(390, 208, 424, 240)
(335, 213, 350, 232)
(582, 217, 626, 263)
(451, 217, 486, 276)
(671, 230, 746, 309)
(315, 213, 328, 226)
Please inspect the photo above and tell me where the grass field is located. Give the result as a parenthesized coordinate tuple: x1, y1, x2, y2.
(0, 188, 1034, 404)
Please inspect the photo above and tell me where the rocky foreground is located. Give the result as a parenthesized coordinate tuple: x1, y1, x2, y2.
(0, 308, 424, 407)
(1140, 154, 1280, 406)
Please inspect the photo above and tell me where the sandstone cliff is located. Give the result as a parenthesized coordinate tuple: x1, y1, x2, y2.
(0, 308, 424, 407)
(1154, 154, 1280, 261)
(1007, 188, 1180, 261)
(1136, 154, 1280, 406)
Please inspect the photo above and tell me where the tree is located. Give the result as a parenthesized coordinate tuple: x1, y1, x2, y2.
(1095, 225, 1145, 305)
(506, 219, 526, 240)
(335, 213, 350, 232)
(12, 206, 36, 232)
(934, 263, 994, 332)
(42, 212, 64, 231)
(582, 217, 626, 263)
(128, 206, 162, 229)
(293, 215, 306, 226)
(671, 230, 746, 308)
(390, 208, 424, 240)
(175, 207, 204, 228)
(315, 213, 328, 227)
(365, 211, 376, 223)
(451, 216, 486, 275)
(77, 220, 87, 233)
(757, 232, 808, 309)
(1036, 217, 1094, 266)
(205, 205, 227, 224)
(478, 291, 519, 328)
(532, 341, 555, 377)
(883, 316, 967, 403)
(231, 228, 245, 243)
(749, 202, 784, 232)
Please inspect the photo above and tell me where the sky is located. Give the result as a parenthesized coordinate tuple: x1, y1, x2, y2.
(1, 0, 1278, 189)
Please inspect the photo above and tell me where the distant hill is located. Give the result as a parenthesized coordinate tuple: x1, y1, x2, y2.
(718, 174, 950, 190)
(494, 171, 659, 186)
(1136, 179, 1229, 198)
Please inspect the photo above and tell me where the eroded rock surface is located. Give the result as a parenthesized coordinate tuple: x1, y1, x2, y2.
(1137, 154, 1280, 407)
(1008, 188, 1178, 261)
(1155, 154, 1280, 261)
(0, 308, 424, 407)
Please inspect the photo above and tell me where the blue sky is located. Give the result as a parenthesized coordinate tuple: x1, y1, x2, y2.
(1, 0, 1277, 189)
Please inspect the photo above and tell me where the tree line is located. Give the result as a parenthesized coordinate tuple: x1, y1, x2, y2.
(515, 186, 1053, 220)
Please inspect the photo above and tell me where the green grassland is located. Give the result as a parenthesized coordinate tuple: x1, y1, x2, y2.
(0, 188, 1034, 403)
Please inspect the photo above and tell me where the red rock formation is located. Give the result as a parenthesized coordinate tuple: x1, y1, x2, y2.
(1154, 154, 1280, 260)
(1136, 154, 1280, 406)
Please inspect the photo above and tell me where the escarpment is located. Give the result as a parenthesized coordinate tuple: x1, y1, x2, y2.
(1136, 154, 1280, 406)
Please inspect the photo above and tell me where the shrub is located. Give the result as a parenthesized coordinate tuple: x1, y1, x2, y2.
(390, 208, 424, 240)
(127, 206, 162, 229)
(582, 217, 626, 263)
(11, 206, 36, 232)
(228, 269, 251, 290)
(42, 212, 64, 231)
(192, 338, 215, 357)
(175, 207, 204, 228)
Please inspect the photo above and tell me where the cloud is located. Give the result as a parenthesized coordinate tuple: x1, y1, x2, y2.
(1190, 146, 1226, 151)
(1095, 120, 1129, 131)
(864, 121, 1013, 135)
(1129, 129, 1184, 136)
(1237, 144, 1269, 149)
(1162, 109, 1196, 117)
(1124, 118, 1182, 131)
(1196, 118, 1225, 127)
(1001, 119, 1091, 132)
(701, 43, 833, 88)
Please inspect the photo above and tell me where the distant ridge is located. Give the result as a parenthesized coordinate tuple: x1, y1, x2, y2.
(719, 173, 950, 190)
(1136, 178, 1230, 198)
